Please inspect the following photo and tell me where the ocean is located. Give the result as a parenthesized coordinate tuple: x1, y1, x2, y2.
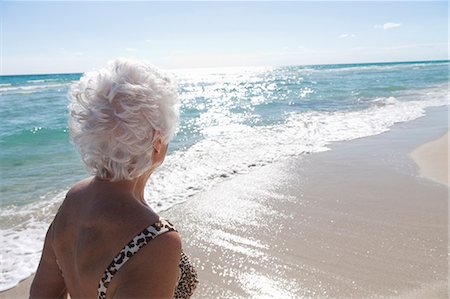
(0, 60, 448, 291)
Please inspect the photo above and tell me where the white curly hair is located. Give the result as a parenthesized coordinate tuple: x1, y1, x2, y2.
(68, 58, 179, 181)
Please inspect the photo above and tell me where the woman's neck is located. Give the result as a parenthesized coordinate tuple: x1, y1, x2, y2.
(93, 171, 152, 205)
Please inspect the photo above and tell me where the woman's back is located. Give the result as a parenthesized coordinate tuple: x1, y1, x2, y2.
(34, 177, 181, 298)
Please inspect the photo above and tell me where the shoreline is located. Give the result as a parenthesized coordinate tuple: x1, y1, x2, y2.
(1, 106, 448, 298)
(167, 106, 449, 298)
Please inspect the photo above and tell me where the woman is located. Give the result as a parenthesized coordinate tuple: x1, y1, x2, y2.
(30, 58, 198, 298)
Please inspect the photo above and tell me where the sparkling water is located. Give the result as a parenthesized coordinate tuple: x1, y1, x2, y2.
(0, 60, 448, 290)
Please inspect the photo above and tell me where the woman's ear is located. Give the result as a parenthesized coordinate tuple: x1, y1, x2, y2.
(151, 131, 168, 169)
(152, 131, 162, 153)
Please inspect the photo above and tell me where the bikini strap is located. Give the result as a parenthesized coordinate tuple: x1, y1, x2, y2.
(97, 218, 177, 299)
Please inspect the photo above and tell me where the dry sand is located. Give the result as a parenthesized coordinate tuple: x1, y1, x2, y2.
(2, 107, 448, 298)
(410, 131, 449, 186)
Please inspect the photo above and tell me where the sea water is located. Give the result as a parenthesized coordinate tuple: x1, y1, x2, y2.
(0, 60, 448, 290)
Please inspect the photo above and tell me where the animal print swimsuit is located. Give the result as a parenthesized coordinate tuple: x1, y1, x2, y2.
(98, 218, 198, 299)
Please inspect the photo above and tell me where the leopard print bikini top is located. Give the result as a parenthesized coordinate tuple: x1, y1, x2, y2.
(97, 218, 198, 299)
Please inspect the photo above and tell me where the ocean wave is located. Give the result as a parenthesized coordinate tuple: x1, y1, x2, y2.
(371, 96, 400, 107)
(0, 190, 66, 291)
(0, 90, 38, 96)
(0, 83, 70, 94)
(305, 61, 448, 74)
(0, 80, 448, 291)
(27, 79, 53, 83)
(147, 84, 448, 211)
(0, 126, 68, 143)
(1, 83, 448, 290)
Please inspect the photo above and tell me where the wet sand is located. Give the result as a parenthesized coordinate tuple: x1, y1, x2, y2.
(2, 107, 448, 298)
(0, 277, 33, 299)
(166, 106, 448, 298)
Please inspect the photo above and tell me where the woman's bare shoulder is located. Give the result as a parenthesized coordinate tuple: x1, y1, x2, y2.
(53, 177, 94, 222)
(65, 177, 94, 198)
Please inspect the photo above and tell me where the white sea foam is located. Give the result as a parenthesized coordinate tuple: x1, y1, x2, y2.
(146, 84, 448, 211)
(303, 61, 448, 73)
(27, 79, 52, 83)
(0, 83, 70, 94)
(0, 190, 66, 291)
(0, 83, 447, 291)
(1, 225, 47, 290)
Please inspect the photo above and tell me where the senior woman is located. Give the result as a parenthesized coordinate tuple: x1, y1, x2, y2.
(30, 58, 198, 299)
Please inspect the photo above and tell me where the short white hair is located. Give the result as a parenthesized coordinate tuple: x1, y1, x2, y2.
(68, 58, 179, 181)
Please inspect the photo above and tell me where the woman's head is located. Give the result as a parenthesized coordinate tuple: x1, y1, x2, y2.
(68, 58, 179, 181)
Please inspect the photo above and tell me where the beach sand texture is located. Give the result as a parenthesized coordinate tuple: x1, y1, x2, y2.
(411, 132, 449, 186)
(1, 108, 448, 299)
(166, 111, 448, 299)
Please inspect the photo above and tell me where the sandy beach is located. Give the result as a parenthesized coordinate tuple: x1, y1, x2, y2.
(166, 107, 448, 299)
(1, 107, 448, 298)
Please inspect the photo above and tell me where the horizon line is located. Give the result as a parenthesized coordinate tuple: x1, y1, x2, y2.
(1, 58, 448, 77)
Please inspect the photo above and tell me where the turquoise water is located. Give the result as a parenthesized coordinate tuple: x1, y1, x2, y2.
(0, 60, 448, 290)
(1, 61, 448, 207)
(0, 73, 85, 207)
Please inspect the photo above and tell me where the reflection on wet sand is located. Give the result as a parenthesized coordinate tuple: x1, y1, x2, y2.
(164, 108, 448, 299)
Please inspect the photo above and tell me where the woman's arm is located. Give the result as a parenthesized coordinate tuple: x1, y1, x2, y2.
(30, 222, 67, 299)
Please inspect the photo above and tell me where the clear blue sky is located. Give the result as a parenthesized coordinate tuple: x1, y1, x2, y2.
(1, 1, 448, 75)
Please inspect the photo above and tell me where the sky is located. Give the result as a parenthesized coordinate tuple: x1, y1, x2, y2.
(1, 1, 448, 75)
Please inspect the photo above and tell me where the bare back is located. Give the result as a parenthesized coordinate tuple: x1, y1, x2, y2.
(31, 177, 181, 298)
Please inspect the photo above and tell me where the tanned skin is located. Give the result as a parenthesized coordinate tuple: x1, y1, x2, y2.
(30, 135, 182, 299)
